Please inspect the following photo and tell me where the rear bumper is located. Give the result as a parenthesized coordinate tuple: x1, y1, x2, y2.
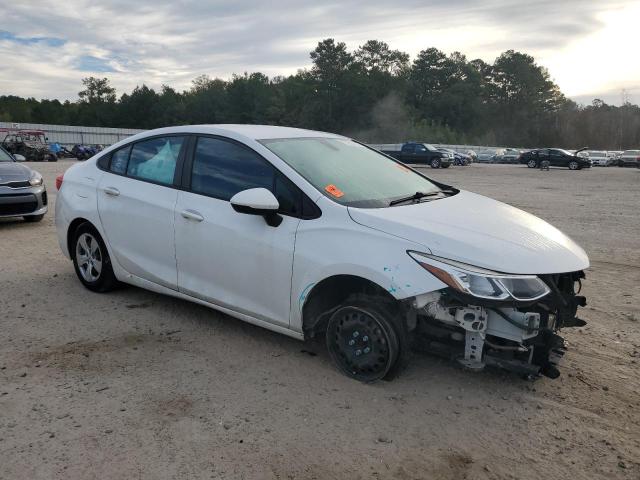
(0, 185, 48, 218)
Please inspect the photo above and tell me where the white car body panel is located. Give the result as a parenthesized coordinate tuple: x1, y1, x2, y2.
(175, 190, 299, 328)
(55, 124, 590, 345)
(97, 174, 178, 290)
(347, 191, 589, 275)
(289, 195, 447, 332)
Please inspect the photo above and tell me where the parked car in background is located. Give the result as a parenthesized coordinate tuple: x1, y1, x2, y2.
(466, 150, 477, 162)
(475, 152, 495, 163)
(586, 151, 611, 166)
(618, 150, 640, 167)
(0, 145, 48, 221)
(607, 151, 623, 161)
(520, 148, 591, 170)
(438, 148, 470, 165)
(493, 148, 522, 164)
(55, 124, 589, 381)
(72, 144, 103, 160)
(381, 142, 452, 168)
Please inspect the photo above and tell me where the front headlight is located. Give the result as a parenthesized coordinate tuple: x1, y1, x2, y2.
(408, 252, 551, 301)
(29, 171, 43, 187)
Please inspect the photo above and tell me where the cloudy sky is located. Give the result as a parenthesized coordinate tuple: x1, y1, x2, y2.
(0, 0, 637, 105)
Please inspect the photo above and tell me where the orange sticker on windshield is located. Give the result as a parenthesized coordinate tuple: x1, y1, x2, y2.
(395, 164, 410, 172)
(325, 184, 344, 198)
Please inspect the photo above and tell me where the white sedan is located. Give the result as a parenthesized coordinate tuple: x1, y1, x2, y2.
(586, 151, 611, 166)
(55, 125, 589, 381)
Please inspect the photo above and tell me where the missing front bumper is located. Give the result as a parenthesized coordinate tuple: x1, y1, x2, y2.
(408, 270, 586, 378)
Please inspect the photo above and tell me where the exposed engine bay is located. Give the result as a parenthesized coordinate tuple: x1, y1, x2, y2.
(407, 271, 587, 378)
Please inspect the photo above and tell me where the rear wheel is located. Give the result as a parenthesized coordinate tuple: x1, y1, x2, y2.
(325, 296, 407, 382)
(72, 223, 118, 292)
(430, 158, 441, 169)
(23, 214, 44, 222)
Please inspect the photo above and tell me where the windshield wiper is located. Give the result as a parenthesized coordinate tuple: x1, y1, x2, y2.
(389, 191, 442, 206)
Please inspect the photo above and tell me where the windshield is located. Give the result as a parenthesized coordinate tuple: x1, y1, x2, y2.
(0, 147, 14, 162)
(589, 151, 606, 156)
(261, 137, 442, 208)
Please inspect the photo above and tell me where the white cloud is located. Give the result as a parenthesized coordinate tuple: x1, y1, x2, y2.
(0, 0, 636, 104)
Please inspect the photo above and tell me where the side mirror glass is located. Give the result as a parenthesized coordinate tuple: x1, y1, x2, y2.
(230, 188, 282, 227)
(13, 154, 26, 162)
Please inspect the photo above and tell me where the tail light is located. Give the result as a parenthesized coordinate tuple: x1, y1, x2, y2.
(55, 173, 64, 190)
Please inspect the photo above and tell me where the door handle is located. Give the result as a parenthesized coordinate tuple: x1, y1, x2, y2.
(103, 186, 120, 196)
(181, 209, 204, 222)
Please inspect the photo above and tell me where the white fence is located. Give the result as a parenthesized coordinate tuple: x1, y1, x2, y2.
(0, 122, 144, 147)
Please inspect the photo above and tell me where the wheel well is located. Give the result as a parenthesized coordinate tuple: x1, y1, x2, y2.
(67, 218, 91, 259)
(302, 275, 397, 338)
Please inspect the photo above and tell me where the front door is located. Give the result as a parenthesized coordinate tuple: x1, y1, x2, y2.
(549, 149, 565, 167)
(174, 136, 300, 327)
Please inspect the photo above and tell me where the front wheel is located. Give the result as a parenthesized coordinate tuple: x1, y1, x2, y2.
(325, 296, 407, 382)
(72, 223, 118, 292)
(527, 159, 537, 168)
(569, 160, 580, 170)
(430, 158, 441, 169)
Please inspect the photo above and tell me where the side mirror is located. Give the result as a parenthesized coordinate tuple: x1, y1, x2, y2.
(13, 154, 26, 162)
(230, 188, 282, 227)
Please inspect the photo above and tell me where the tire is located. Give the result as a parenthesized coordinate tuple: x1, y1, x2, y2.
(325, 295, 408, 382)
(569, 161, 579, 170)
(441, 163, 450, 168)
(23, 214, 44, 222)
(430, 158, 441, 169)
(48, 153, 58, 162)
(527, 159, 537, 168)
(72, 223, 118, 292)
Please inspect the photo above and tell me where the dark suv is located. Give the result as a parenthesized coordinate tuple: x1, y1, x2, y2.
(520, 148, 591, 170)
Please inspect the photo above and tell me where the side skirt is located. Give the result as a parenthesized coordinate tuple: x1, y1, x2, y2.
(120, 273, 305, 341)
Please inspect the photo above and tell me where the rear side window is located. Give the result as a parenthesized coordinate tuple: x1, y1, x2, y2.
(191, 137, 273, 200)
(401, 144, 414, 153)
(110, 145, 131, 174)
(127, 136, 184, 185)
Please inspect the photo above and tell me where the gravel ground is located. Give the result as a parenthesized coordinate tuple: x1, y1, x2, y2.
(1, 161, 638, 480)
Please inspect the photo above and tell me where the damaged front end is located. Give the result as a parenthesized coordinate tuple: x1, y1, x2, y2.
(407, 252, 587, 379)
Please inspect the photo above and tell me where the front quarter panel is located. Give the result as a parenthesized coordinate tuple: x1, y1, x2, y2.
(290, 197, 446, 333)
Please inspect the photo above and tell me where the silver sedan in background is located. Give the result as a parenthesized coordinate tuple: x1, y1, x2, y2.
(0, 146, 48, 222)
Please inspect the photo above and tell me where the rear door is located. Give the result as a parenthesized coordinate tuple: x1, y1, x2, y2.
(537, 149, 550, 165)
(400, 144, 414, 162)
(97, 135, 186, 290)
(414, 143, 429, 163)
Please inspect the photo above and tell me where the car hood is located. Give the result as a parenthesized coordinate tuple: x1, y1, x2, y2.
(348, 190, 589, 274)
(0, 162, 30, 182)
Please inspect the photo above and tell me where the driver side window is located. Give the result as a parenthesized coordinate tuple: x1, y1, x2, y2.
(190, 136, 315, 218)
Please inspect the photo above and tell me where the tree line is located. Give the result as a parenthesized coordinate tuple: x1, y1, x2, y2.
(0, 38, 638, 149)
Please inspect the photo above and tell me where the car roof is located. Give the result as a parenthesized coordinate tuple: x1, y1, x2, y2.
(125, 124, 346, 142)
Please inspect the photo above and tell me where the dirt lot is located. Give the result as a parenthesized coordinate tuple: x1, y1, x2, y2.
(1, 161, 639, 480)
